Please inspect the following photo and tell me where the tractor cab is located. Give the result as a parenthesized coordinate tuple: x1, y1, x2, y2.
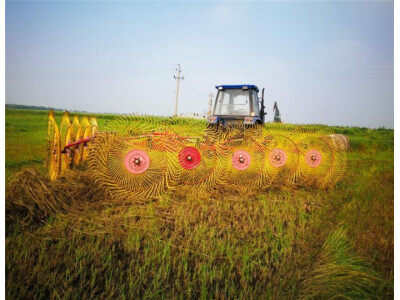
(208, 85, 265, 125)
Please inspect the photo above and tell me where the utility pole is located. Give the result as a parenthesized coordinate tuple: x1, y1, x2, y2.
(208, 93, 213, 117)
(173, 64, 184, 117)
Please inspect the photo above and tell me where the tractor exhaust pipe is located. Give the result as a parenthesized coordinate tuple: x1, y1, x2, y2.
(261, 88, 265, 124)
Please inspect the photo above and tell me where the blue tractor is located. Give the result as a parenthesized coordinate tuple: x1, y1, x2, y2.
(208, 85, 266, 125)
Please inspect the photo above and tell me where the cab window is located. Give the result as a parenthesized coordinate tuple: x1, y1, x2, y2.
(214, 90, 250, 116)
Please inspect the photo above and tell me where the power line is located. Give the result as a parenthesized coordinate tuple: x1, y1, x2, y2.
(184, 66, 393, 77)
(182, 80, 204, 96)
(6, 65, 393, 80)
(5, 67, 173, 79)
(185, 71, 393, 78)
(185, 66, 393, 72)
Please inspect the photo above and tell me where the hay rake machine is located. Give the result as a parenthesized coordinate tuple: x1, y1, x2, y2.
(47, 110, 98, 180)
(47, 85, 348, 202)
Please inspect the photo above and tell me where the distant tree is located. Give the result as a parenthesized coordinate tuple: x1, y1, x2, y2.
(5, 104, 88, 113)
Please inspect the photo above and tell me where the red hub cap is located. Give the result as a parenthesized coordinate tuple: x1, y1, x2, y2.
(179, 147, 201, 169)
(124, 149, 150, 174)
(306, 149, 322, 167)
(232, 150, 251, 170)
(268, 148, 287, 168)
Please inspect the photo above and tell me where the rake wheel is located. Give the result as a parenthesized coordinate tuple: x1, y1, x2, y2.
(299, 137, 337, 188)
(221, 137, 267, 192)
(90, 116, 98, 136)
(81, 125, 92, 162)
(61, 126, 75, 173)
(320, 136, 347, 188)
(88, 132, 176, 202)
(73, 125, 84, 165)
(258, 132, 300, 187)
(71, 115, 80, 140)
(48, 120, 61, 180)
(172, 139, 226, 193)
(78, 116, 91, 162)
(59, 111, 71, 148)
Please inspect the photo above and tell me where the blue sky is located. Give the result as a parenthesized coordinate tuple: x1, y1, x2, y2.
(6, 1, 393, 128)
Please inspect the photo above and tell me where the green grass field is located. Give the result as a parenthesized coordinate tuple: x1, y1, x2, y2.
(5, 108, 394, 298)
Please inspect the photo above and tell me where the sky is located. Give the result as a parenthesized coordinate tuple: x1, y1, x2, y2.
(5, 1, 394, 128)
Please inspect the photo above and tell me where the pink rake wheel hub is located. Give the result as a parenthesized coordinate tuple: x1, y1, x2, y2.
(232, 150, 251, 170)
(179, 147, 201, 170)
(124, 149, 150, 174)
(306, 149, 322, 167)
(268, 148, 287, 168)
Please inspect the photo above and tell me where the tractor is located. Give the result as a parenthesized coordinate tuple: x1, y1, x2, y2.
(208, 85, 265, 125)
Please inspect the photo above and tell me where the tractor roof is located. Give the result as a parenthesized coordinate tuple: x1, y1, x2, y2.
(216, 85, 259, 92)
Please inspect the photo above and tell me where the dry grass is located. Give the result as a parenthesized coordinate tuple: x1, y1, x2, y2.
(6, 167, 110, 229)
(5, 109, 393, 298)
(300, 228, 386, 299)
(6, 163, 393, 298)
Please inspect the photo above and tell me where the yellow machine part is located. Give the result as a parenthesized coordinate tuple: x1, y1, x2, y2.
(90, 116, 98, 135)
(48, 113, 61, 181)
(81, 125, 92, 162)
(48, 112, 347, 196)
(48, 110, 56, 140)
(60, 125, 75, 173)
(85, 121, 348, 201)
(72, 115, 80, 140)
(59, 111, 71, 149)
(47, 111, 102, 180)
(73, 125, 83, 165)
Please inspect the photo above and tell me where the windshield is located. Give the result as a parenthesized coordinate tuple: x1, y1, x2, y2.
(213, 90, 251, 116)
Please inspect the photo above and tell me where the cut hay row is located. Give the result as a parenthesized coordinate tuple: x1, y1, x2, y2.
(5, 167, 387, 299)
